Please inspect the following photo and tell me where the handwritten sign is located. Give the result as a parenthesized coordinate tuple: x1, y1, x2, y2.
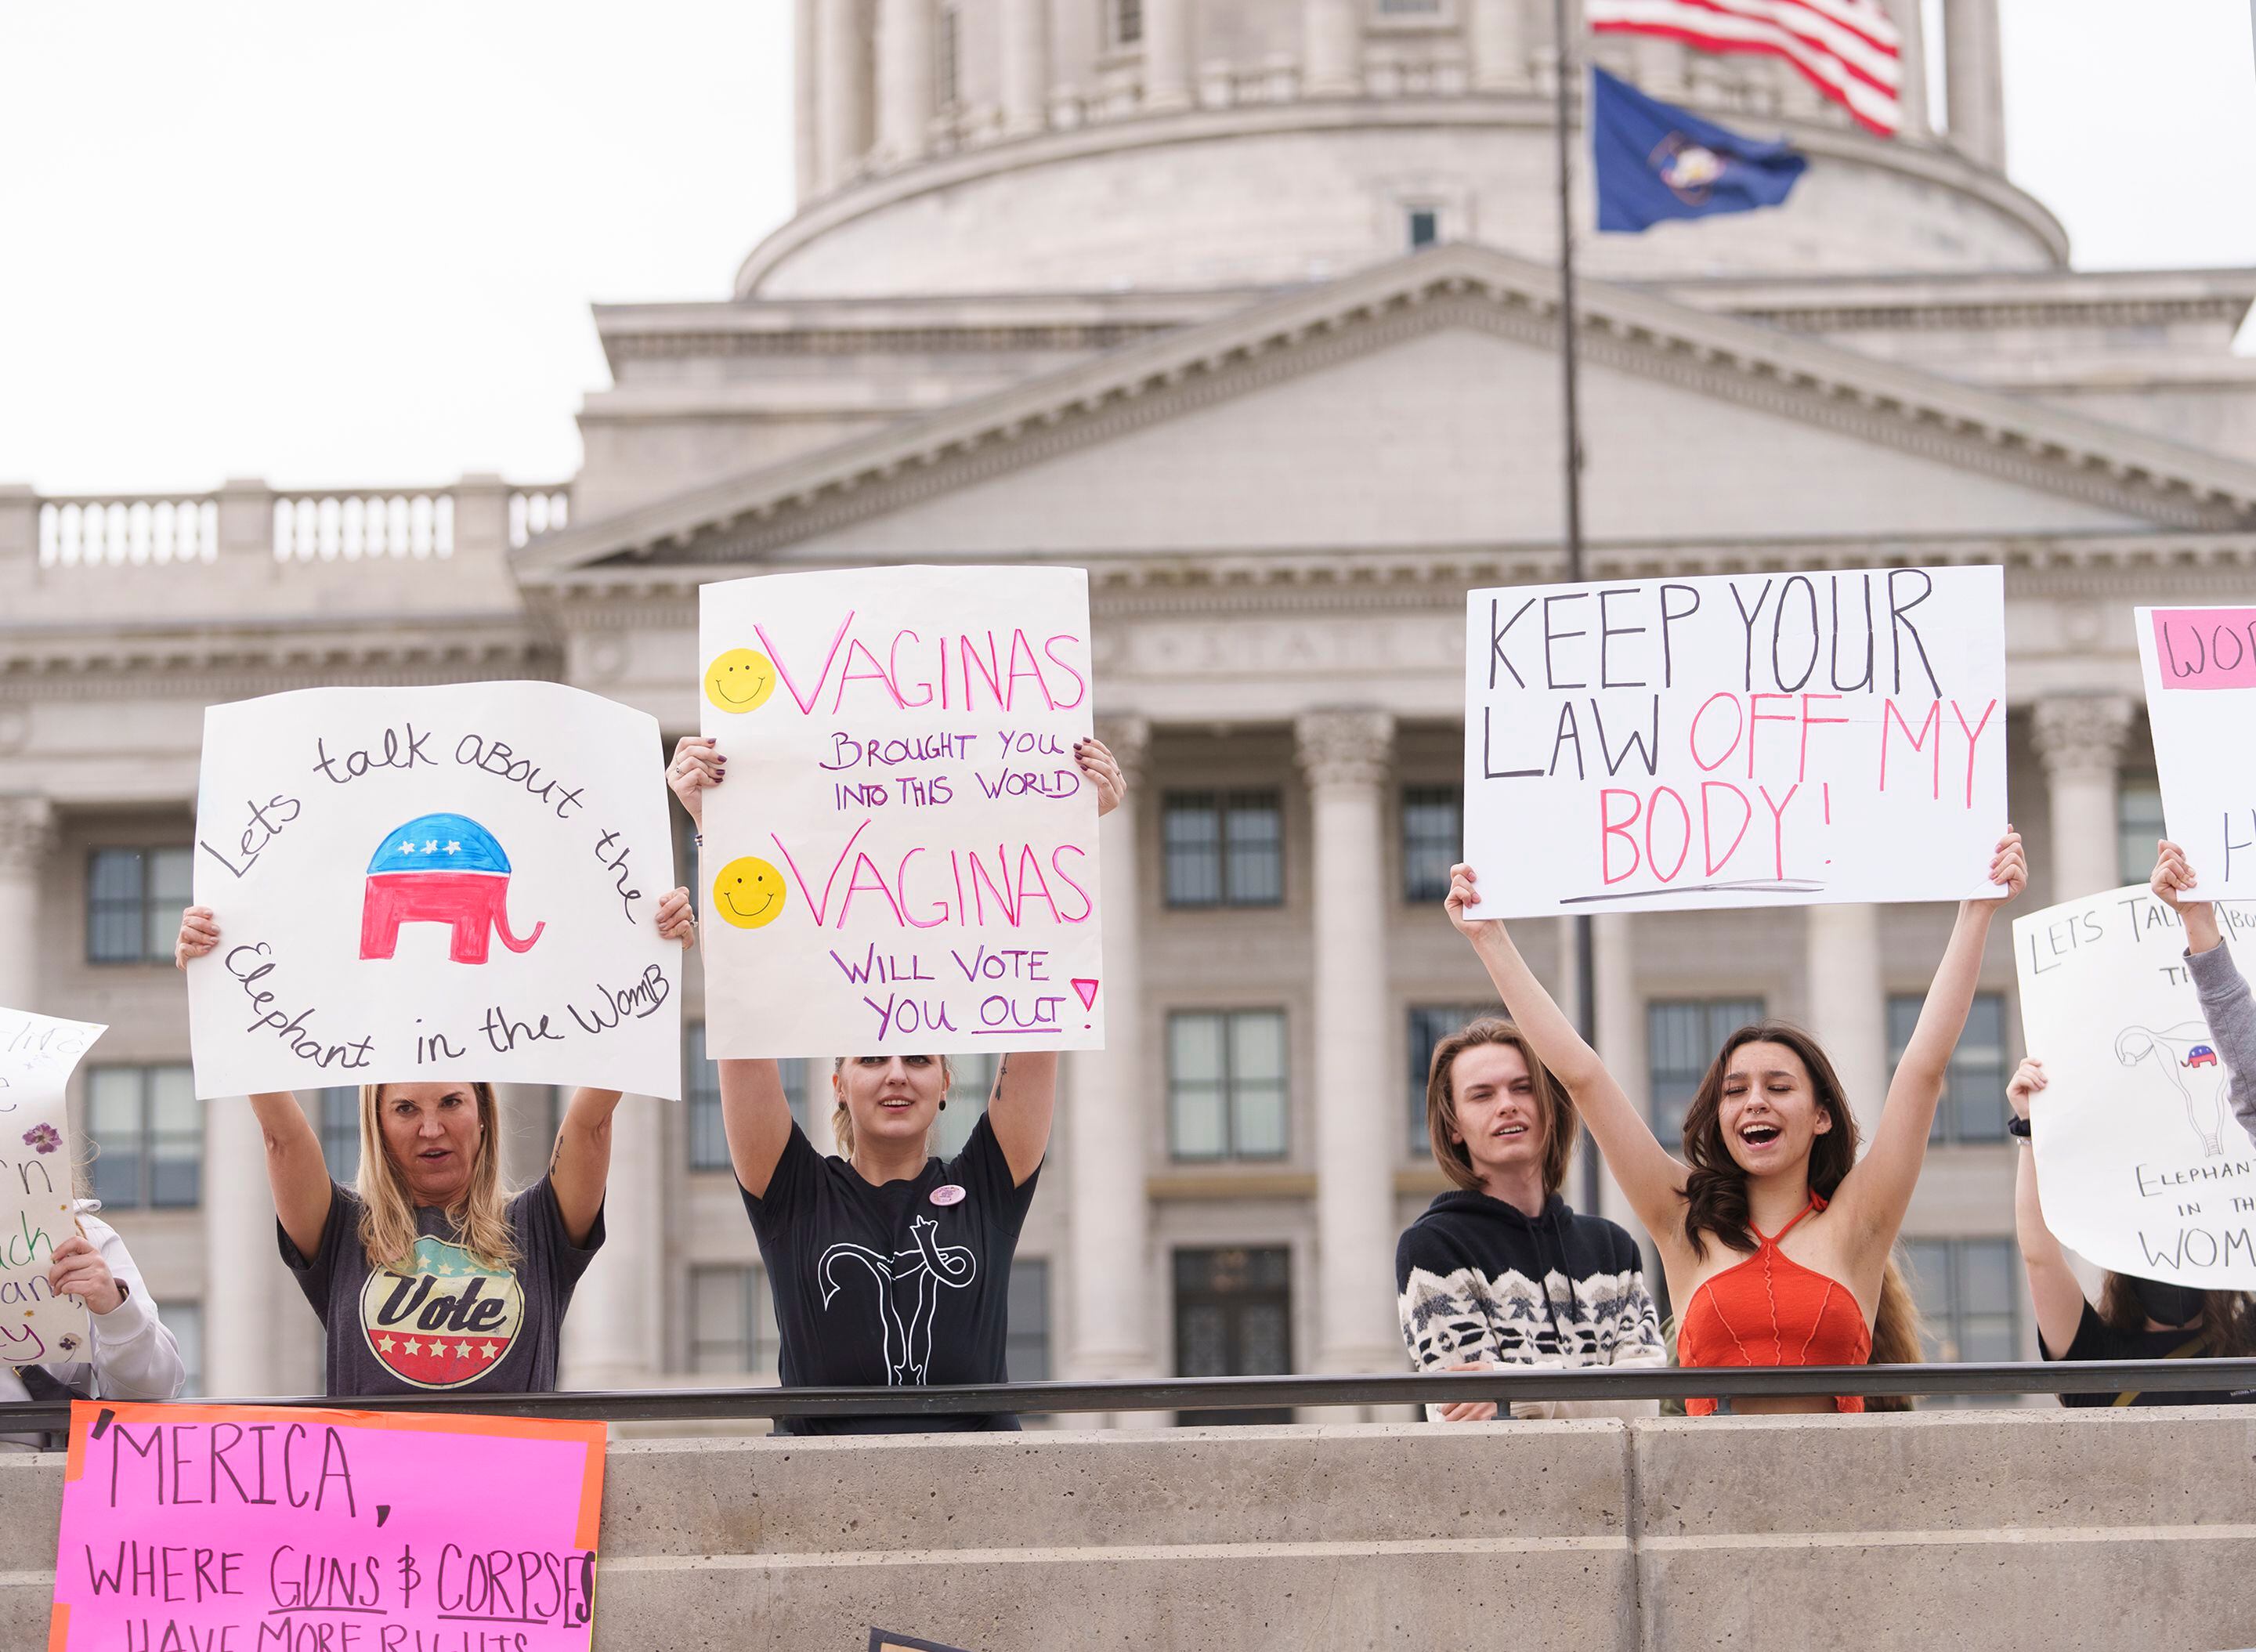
(49, 1401, 605, 1650)
(0, 1008, 102, 1366)
(2138, 605, 2256, 900)
(1460, 566, 2008, 916)
(2015, 885, 2256, 1289)
(699, 566, 1104, 1057)
(186, 684, 682, 1099)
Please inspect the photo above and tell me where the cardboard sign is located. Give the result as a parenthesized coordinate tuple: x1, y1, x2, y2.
(48, 1401, 606, 1650)
(2016, 885, 2256, 1289)
(0, 1009, 103, 1365)
(2139, 606, 2256, 900)
(698, 566, 1104, 1058)
(186, 683, 682, 1099)
(1461, 566, 2008, 916)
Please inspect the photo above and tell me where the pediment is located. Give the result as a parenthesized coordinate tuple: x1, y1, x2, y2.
(517, 244, 2256, 580)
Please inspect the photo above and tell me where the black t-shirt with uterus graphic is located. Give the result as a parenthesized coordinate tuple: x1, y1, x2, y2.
(743, 1112, 1040, 1435)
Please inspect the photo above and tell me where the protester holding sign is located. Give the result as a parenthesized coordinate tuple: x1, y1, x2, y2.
(2006, 1057, 2256, 1407)
(174, 889, 696, 1395)
(671, 737, 1123, 1433)
(1395, 1018, 1665, 1422)
(1442, 830, 2025, 1414)
(0, 1219, 184, 1447)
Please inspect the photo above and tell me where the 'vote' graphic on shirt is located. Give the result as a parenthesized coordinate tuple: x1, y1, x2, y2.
(358, 1232, 526, 1390)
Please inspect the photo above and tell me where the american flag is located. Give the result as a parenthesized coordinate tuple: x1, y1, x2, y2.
(1586, 0, 1904, 138)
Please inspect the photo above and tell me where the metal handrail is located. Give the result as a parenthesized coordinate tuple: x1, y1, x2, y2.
(12, 1358, 2256, 1431)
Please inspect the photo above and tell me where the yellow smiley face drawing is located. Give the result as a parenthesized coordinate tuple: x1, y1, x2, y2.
(704, 648, 778, 714)
(713, 856, 788, 929)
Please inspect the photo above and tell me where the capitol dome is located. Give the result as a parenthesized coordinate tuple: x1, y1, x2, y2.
(739, 0, 2063, 298)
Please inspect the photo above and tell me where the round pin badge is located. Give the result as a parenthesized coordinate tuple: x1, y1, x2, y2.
(929, 1184, 967, 1207)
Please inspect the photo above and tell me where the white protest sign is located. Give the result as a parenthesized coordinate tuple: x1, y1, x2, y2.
(0, 1007, 103, 1365)
(186, 683, 682, 1098)
(2138, 605, 2256, 899)
(2016, 886, 2256, 1289)
(1461, 566, 2008, 916)
(699, 566, 1104, 1058)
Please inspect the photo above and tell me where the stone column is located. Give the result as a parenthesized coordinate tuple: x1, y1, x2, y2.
(1942, 0, 2005, 168)
(1066, 718, 1156, 1393)
(1142, 0, 1192, 110)
(1883, 0, 1928, 136)
(1804, 905, 1888, 1139)
(1591, 912, 1644, 1234)
(1469, 0, 1530, 92)
(203, 1097, 281, 1397)
(816, 0, 870, 189)
(875, 0, 935, 166)
(0, 797, 54, 1014)
(795, 0, 821, 196)
(2034, 696, 2135, 903)
(1296, 710, 1397, 1378)
(1302, 0, 1362, 98)
(562, 1095, 667, 1388)
(1000, 0, 1051, 135)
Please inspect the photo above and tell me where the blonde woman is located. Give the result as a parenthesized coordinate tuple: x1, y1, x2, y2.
(175, 891, 696, 1394)
(667, 734, 1123, 1433)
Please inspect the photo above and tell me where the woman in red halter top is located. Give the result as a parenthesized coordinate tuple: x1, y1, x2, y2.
(1443, 830, 2026, 1415)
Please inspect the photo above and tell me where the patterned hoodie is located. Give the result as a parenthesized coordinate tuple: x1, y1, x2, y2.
(1395, 1189, 1666, 1419)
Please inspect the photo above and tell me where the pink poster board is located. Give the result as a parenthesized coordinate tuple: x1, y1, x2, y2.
(48, 1401, 605, 1651)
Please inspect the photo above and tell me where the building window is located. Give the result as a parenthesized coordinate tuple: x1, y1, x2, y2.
(1401, 786, 1459, 902)
(688, 1265, 769, 1374)
(87, 1065, 201, 1209)
(1408, 1003, 1503, 1156)
(1646, 997, 1765, 1149)
(1008, 1256, 1051, 1383)
(931, 1053, 999, 1161)
(1168, 1010, 1289, 1160)
(157, 1301, 204, 1397)
(316, 1087, 360, 1183)
(1162, 792, 1283, 908)
(1904, 1237, 2019, 1405)
(1889, 991, 2009, 1144)
(937, 5, 963, 107)
(2118, 775, 2165, 887)
(1174, 1247, 1292, 1426)
(1379, 0, 1443, 11)
(1406, 208, 1440, 249)
(680, 815, 701, 920)
(1112, 0, 1143, 47)
(687, 1024, 809, 1170)
(87, 846, 193, 965)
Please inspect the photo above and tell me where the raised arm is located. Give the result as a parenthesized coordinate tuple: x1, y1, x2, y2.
(176, 906, 333, 1255)
(1835, 830, 2025, 1248)
(2153, 840, 2256, 1147)
(1445, 865, 1687, 1242)
(718, 1059, 797, 1197)
(2006, 1058, 2087, 1358)
(985, 1051, 1055, 1187)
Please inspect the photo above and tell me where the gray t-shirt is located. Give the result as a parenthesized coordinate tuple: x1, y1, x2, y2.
(280, 1177, 603, 1396)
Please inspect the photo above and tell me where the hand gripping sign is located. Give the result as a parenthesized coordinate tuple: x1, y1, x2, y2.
(2016, 886, 2256, 1289)
(698, 566, 1105, 1058)
(48, 1401, 606, 1651)
(1460, 566, 2010, 916)
(186, 683, 682, 1098)
(0, 1009, 103, 1368)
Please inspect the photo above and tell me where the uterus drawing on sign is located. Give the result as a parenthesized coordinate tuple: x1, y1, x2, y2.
(2117, 1022, 2234, 1159)
(360, 812, 547, 965)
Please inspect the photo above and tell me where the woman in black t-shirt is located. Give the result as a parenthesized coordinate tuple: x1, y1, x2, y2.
(2010, 1057, 2256, 1408)
(669, 734, 1124, 1433)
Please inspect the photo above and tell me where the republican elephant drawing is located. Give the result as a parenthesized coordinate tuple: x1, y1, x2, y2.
(360, 812, 547, 965)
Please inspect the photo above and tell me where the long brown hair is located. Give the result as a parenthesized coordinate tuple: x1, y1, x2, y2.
(1679, 1021, 1925, 1400)
(2096, 1276, 2256, 1353)
(1425, 1018, 1575, 1198)
(830, 1055, 956, 1162)
(355, 1083, 517, 1274)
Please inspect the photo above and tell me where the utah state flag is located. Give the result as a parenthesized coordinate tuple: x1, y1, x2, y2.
(1592, 65, 1807, 233)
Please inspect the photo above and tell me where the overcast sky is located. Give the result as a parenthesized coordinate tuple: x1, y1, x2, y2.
(1, 0, 2249, 496)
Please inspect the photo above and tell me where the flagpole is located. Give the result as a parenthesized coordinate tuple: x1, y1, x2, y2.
(1551, 0, 1603, 1215)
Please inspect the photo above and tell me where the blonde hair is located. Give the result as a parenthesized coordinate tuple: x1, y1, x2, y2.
(830, 1054, 956, 1162)
(354, 1083, 518, 1274)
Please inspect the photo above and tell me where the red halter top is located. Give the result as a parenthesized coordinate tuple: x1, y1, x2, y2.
(1677, 1196, 1872, 1415)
